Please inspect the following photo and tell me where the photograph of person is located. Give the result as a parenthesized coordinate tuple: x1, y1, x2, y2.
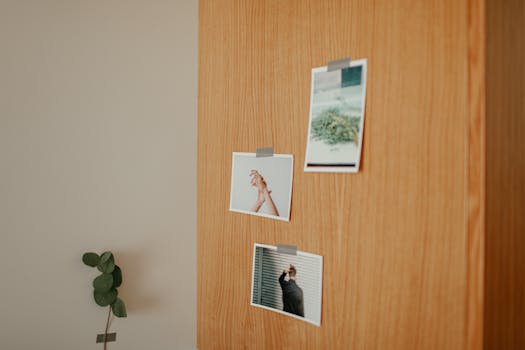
(304, 59, 368, 173)
(250, 243, 323, 326)
(229, 153, 293, 221)
(279, 264, 304, 317)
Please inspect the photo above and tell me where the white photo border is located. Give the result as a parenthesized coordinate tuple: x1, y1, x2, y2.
(229, 152, 294, 222)
(249, 243, 324, 327)
(304, 58, 368, 173)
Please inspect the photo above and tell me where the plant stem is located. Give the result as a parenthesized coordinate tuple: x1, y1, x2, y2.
(104, 306, 111, 350)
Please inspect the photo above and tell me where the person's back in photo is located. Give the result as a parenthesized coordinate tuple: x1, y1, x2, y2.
(278, 264, 304, 317)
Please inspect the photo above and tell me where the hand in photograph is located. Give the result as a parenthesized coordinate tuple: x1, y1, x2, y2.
(249, 170, 279, 216)
(278, 264, 304, 317)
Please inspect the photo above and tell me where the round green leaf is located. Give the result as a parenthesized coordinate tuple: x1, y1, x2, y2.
(111, 298, 127, 318)
(100, 251, 112, 263)
(82, 252, 100, 267)
(112, 266, 122, 288)
(93, 273, 114, 292)
(94, 289, 117, 307)
(97, 252, 115, 273)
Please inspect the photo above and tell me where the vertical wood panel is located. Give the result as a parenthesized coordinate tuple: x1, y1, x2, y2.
(484, 0, 525, 348)
(467, 0, 486, 349)
(198, 1, 469, 349)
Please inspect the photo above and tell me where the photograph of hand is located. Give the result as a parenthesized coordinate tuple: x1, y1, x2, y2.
(230, 153, 293, 221)
(249, 170, 279, 216)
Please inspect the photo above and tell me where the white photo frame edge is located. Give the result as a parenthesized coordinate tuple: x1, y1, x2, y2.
(229, 152, 294, 222)
(249, 242, 324, 327)
(304, 58, 368, 173)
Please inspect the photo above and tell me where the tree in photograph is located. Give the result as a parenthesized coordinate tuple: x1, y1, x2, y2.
(310, 108, 360, 145)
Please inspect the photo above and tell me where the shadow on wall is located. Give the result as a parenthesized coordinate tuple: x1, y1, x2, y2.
(114, 249, 160, 313)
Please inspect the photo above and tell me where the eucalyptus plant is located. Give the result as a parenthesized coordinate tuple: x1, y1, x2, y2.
(82, 251, 126, 349)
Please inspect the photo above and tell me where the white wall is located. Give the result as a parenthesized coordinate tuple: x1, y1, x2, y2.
(0, 1, 197, 349)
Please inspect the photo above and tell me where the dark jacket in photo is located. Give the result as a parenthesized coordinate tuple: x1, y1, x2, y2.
(279, 272, 304, 317)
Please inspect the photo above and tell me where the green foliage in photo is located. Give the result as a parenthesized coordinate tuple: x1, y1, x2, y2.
(310, 108, 361, 145)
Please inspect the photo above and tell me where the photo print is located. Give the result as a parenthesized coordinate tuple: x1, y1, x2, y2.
(304, 59, 368, 172)
(250, 243, 323, 326)
(229, 153, 293, 221)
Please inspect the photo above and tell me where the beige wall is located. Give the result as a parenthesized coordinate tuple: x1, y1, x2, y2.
(0, 1, 197, 349)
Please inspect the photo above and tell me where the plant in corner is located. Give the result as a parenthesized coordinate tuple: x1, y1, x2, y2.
(82, 251, 127, 349)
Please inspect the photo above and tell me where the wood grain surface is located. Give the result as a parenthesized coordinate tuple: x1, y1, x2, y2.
(467, 0, 486, 349)
(198, 1, 471, 349)
(484, 0, 525, 349)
